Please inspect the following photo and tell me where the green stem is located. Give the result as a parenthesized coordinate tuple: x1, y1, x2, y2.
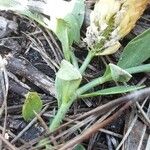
(49, 75, 110, 131)
(76, 75, 111, 96)
(77, 64, 150, 97)
(70, 51, 79, 69)
(49, 74, 111, 131)
(79, 51, 94, 74)
(125, 64, 150, 74)
(49, 102, 72, 132)
(79, 92, 102, 99)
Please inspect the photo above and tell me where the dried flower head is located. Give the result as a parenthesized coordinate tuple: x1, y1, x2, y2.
(85, 0, 149, 55)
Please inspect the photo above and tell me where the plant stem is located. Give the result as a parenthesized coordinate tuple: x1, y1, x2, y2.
(76, 75, 111, 96)
(70, 50, 79, 69)
(49, 75, 111, 131)
(49, 102, 72, 132)
(79, 51, 94, 74)
(125, 64, 150, 74)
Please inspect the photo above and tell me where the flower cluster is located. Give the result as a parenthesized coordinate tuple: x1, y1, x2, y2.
(85, 0, 149, 55)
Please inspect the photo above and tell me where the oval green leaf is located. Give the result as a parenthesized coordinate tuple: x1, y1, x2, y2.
(22, 92, 43, 121)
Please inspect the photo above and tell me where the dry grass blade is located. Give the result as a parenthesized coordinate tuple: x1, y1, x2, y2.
(116, 116, 138, 150)
(145, 135, 150, 150)
(23, 32, 59, 70)
(0, 134, 18, 150)
(137, 101, 150, 150)
(0, 55, 9, 114)
(136, 102, 150, 126)
(11, 104, 49, 144)
(123, 97, 150, 150)
(59, 102, 132, 150)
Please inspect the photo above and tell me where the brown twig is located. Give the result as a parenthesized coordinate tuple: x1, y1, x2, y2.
(99, 128, 123, 139)
(5, 54, 56, 96)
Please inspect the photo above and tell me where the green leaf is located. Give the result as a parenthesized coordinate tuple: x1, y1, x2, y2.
(54, 14, 82, 61)
(70, 0, 85, 28)
(64, 14, 80, 44)
(50, 0, 85, 61)
(22, 92, 43, 121)
(65, 0, 85, 43)
(51, 0, 84, 42)
(55, 60, 82, 107)
(104, 64, 132, 82)
(55, 19, 70, 61)
(125, 64, 150, 74)
(80, 85, 145, 98)
(73, 144, 86, 150)
(118, 29, 150, 69)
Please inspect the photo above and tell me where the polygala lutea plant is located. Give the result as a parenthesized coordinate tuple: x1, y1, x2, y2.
(50, 0, 149, 131)
(0, 0, 149, 133)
